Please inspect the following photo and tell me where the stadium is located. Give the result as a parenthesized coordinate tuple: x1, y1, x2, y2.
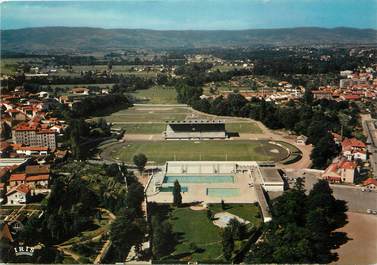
(164, 119, 227, 140)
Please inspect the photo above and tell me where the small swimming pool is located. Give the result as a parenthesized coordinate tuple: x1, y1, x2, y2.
(164, 175, 234, 183)
(206, 188, 240, 197)
(160, 186, 188, 192)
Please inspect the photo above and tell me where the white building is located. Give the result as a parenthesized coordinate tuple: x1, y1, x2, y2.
(6, 184, 31, 205)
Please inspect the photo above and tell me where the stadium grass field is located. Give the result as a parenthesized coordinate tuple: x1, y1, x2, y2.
(112, 140, 289, 164)
(113, 122, 262, 134)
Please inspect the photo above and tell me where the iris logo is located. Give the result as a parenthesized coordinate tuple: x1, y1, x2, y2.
(14, 245, 34, 257)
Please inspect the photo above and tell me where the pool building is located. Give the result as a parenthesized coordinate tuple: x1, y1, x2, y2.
(145, 161, 284, 209)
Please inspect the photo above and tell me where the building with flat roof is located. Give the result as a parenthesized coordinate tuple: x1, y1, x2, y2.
(165, 120, 226, 140)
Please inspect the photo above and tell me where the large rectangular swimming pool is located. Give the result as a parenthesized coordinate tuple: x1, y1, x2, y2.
(164, 175, 234, 183)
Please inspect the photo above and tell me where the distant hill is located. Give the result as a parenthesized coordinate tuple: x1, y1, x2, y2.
(1, 27, 376, 53)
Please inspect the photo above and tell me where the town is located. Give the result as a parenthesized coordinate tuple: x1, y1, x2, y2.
(1, 1, 377, 264)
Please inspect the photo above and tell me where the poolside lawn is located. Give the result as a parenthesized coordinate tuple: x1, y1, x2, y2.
(209, 203, 262, 228)
(154, 204, 261, 262)
(168, 207, 224, 261)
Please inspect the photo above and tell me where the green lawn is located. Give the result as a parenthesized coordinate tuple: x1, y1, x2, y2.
(209, 204, 262, 228)
(225, 122, 262, 134)
(114, 140, 288, 164)
(113, 122, 261, 134)
(131, 86, 178, 104)
(169, 207, 223, 261)
(158, 205, 261, 262)
(105, 106, 194, 123)
(113, 123, 166, 134)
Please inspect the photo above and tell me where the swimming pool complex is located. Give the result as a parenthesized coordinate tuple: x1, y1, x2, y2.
(164, 175, 234, 183)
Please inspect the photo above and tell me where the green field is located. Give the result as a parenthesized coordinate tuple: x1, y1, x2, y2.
(131, 86, 178, 104)
(209, 203, 262, 228)
(153, 204, 261, 262)
(113, 122, 261, 134)
(225, 122, 263, 133)
(113, 140, 288, 163)
(105, 106, 197, 123)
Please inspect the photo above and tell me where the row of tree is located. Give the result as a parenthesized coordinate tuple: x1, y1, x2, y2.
(176, 83, 359, 168)
(246, 179, 348, 263)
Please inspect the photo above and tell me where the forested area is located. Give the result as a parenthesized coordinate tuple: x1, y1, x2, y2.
(246, 179, 348, 263)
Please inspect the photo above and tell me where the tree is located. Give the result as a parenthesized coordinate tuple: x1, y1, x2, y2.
(172, 180, 182, 207)
(228, 218, 245, 240)
(151, 217, 175, 259)
(222, 227, 234, 261)
(133, 153, 148, 172)
(127, 182, 145, 215)
(246, 180, 348, 264)
(110, 210, 146, 261)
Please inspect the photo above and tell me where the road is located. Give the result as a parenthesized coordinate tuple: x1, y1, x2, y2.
(285, 169, 377, 213)
(361, 114, 377, 177)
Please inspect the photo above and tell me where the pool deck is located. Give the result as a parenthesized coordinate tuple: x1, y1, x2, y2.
(146, 172, 258, 204)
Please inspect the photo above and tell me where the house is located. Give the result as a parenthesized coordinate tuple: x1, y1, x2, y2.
(312, 90, 333, 100)
(6, 184, 31, 205)
(362, 178, 377, 190)
(26, 175, 49, 188)
(322, 159, 358, 183)
(341, 138, 367, 161)
(296, 135, 308, 145)
(14, 145, 49, 156)
(25, 165, 50, 176)
(70, 87, 89, 95)
(9, 173, 27, 186)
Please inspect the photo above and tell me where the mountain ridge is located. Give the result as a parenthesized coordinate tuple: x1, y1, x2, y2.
(1, 26, 376, 53)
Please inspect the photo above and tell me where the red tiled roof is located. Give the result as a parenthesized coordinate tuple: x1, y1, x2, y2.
(9, 173, 26, 182)
(6, 184, 30, 195)
(25, 165, 50, 175)
(343, 95, 361, 100)
(339, 161, 357, 170)
(26, 175, 49, 182)
(342, 138, 366, 150)
(363, 178, 377, 186)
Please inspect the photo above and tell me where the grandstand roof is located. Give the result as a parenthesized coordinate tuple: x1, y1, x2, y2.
(167, 119, 225, 125)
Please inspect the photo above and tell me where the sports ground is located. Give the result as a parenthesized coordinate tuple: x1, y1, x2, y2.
(111, 140, 289, 164)
(97, 104, 300, 165)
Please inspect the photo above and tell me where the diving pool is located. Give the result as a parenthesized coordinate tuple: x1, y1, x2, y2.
(206, 188, 240, 197)
(164, 175, 234, 183)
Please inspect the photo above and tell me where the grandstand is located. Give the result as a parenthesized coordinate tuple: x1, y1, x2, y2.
(165, 119, 226, 140)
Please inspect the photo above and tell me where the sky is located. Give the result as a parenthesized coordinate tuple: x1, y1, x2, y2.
(1, 0, 377, 30)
